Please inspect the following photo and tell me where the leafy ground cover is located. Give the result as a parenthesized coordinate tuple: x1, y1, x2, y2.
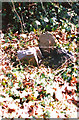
(2, 2, 78, 33)
(0, 21, 78, 119)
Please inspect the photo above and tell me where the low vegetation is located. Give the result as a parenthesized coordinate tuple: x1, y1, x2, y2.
(0, 2, 78, 119)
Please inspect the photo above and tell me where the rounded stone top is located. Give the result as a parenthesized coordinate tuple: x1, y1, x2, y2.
(39, 32, 55, 48)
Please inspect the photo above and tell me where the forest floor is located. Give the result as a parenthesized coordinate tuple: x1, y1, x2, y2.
(0, 27, 78, 118)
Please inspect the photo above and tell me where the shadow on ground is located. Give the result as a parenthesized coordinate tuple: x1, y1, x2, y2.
(41, 48, 70, 69)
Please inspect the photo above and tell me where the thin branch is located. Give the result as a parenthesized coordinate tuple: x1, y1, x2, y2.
(21, 13, 25, 30)
(11, 0, 24, 33)
(40, 0, 48, 17)
(54, 57, 73, 76)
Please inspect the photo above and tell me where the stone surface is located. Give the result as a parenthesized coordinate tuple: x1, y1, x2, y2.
(39, 32, 55, 57)
(17, 47, 43, 66)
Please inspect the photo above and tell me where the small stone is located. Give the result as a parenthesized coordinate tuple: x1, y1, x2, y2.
(17, 47, 43, 66)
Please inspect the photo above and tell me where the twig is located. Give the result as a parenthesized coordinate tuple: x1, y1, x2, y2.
(40, 0, 48, 17)
(21, 13, 25, 30)
(0, 54, 8, 63)
(11, 0, 24, 33)
(54, 57, 73, 76)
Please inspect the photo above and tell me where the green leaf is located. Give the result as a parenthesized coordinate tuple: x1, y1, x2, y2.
(12, 69, 17, 72)
(19, 81, 21, 86)
(41, 73, 45, 78)
(5, 39, 9, 43)
(23, 97, 26, 101)
(11, 82, 13, 87)
(2, 82, 6, 86)
(3, 13, 6, 17)
(0, 95, 5, 98)
(6, 73, 13, 79)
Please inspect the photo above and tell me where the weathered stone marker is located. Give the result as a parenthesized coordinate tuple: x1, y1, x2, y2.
(17, 32, 74, 68)
(39, 32, 55, 57)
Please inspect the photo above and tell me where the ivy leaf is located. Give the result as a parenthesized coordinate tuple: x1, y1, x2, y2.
(41, 73, 45, 78)
(5, 39, 9, 43)
(12, 69, 17, 72)
(6, 73, 13, 79)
